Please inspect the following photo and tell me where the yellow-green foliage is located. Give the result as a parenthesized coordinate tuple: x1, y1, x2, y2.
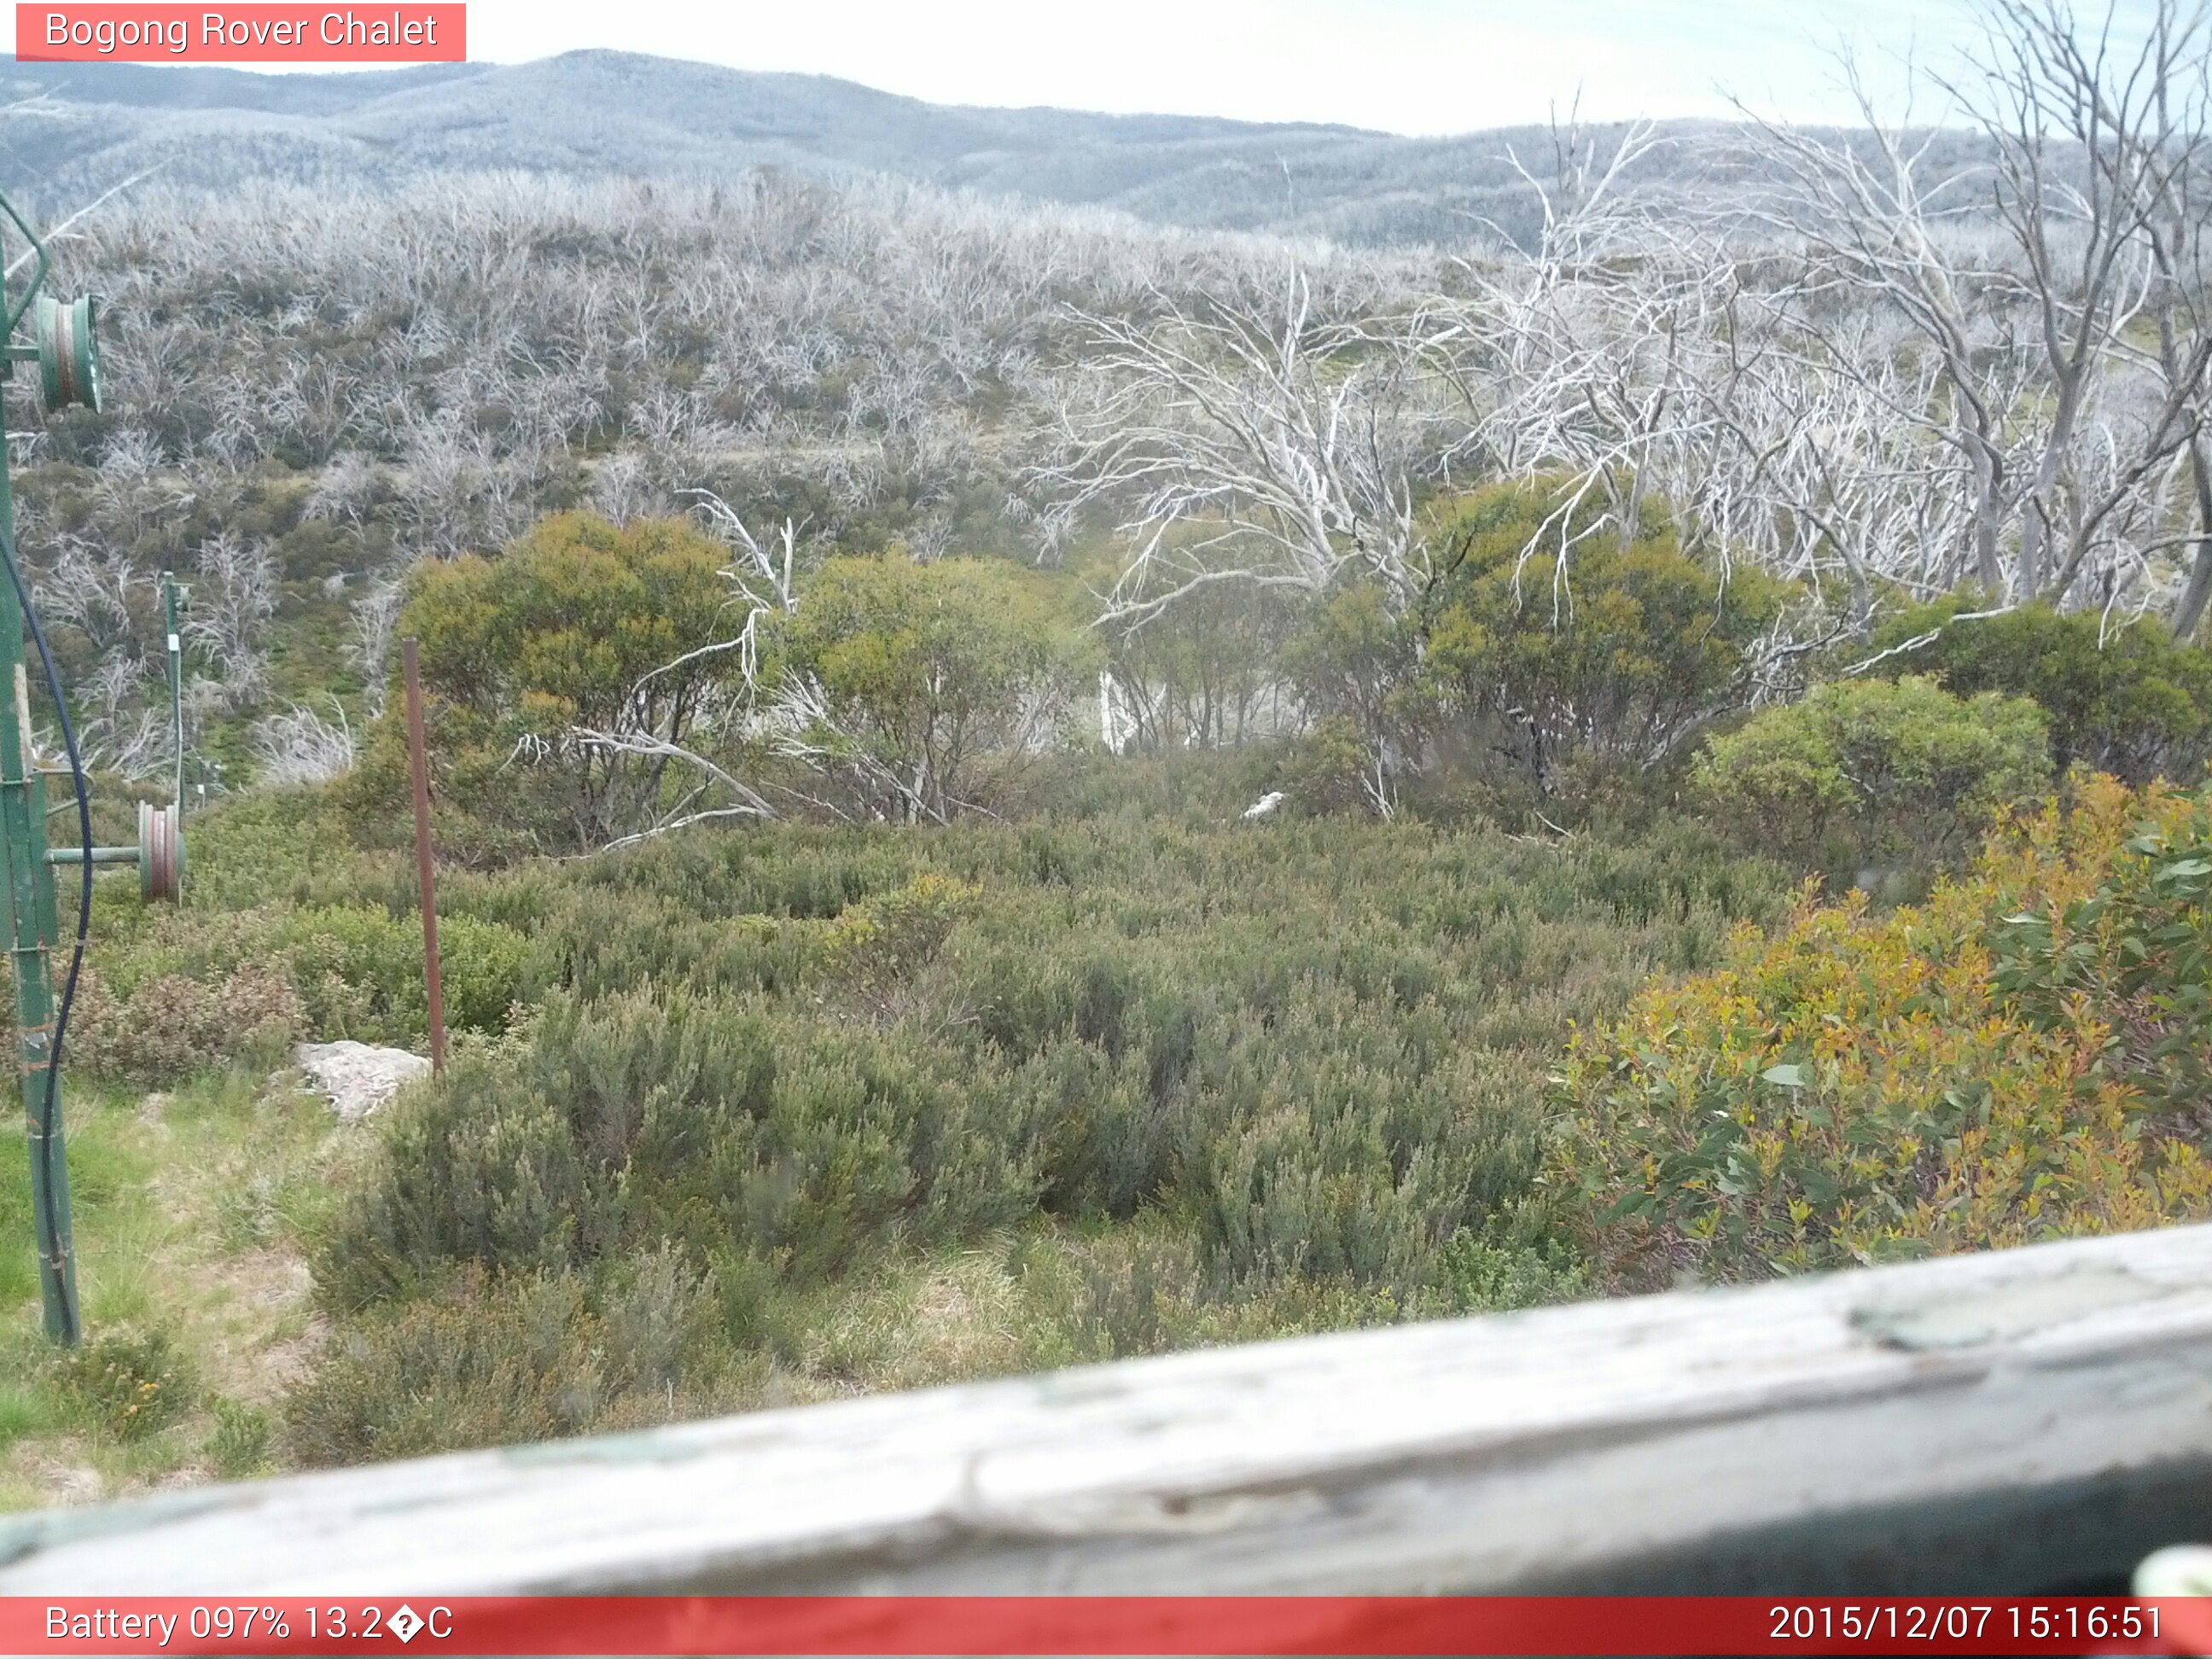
(1867, 598, 2212, 782)
(1554, 775, 2212, 1287)
(1990, 780, 2212, 1113)
(405, 511, 739, 733)
(366, 512, 747, 850)
(63, 1326, 192, 1443)
(776, 555, 1097, 821)
(1693, 677, 2052, 872)
(1414, 482, 1792, 783)
(818, 870, 981, 987)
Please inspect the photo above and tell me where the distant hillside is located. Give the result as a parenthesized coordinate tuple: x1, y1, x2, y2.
(0, 49, 1715, 246)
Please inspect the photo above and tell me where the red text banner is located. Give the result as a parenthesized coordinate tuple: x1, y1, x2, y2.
(5, 1596, 2212, 1656)
(16, 6, 464, 62)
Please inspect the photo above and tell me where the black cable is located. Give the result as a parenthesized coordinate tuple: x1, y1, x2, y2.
(0, 518, 86, 1345)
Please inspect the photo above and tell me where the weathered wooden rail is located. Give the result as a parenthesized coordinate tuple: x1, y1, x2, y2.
(9, 1223, 2212, 1595)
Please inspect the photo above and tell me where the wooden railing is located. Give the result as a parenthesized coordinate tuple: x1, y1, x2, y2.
(8, 1223, 2212, 1594)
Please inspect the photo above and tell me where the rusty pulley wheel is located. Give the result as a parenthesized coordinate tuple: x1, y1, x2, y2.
(137, 800, 182, 903)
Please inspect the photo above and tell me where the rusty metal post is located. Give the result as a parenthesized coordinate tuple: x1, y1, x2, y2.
(401, 637, 447, 1073)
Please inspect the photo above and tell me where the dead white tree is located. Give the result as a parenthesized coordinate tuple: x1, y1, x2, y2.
(1045, 268, 1461, 629)
(73, 655, 172, 780)
(1444, 115, 1679, 517)
(305, 449, 382, 529)
(682, 490, 801, 684)
(1737, 3, 2212, 624)
(350, 579, 404, 717)
(252, 700, 356, 785)
(184, 531, 278, 702)
(569, 726, 778, 849)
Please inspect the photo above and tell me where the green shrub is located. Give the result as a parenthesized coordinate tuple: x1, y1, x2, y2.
(158, 786, 395, 915)
(1281, 585, 1422, 801)
(774, 554, 1097, 822)
(1423, 1213, 1592, 1314)
(1414, 481, 1793, 790)
(288, 1252, 731, 1465)
(276, 907, 533, 1038)
(1692, 677, 2051, 877)
(275, 792, 1793, 1465)
(207, 1400, 275, 1478)
(818, 870, 981, 991)
(1868, 600, 2212, 783)
(1273, 716, 1384, 816)
(91, 900, 533, 1055)
(1554, 775, 2212, 1289)
(67, 962, 303, 1084)
(362, 512, 750, 851)
(65, 1326, 192, 1441)
(318, 981, 1048, 1308)
(319, 809, 1789, 1325)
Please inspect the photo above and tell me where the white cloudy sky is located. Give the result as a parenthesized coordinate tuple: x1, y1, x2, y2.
(10, 2, 2168, 133)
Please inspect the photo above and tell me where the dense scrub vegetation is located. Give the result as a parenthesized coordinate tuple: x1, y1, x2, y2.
(12, 0, 2212, 1505)
(1557, 776, 2212, 1285)
(184, 777, 1780, 1460)
(1692, 677, 2053, 891)
(38, 742, 2212, 1481)
(1867, 602, 2212, 784)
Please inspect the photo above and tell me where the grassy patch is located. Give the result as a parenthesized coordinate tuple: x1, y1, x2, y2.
(0, 1066, 352, 1511)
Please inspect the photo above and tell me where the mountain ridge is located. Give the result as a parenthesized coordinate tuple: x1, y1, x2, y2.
(0, 48, 1685, 245)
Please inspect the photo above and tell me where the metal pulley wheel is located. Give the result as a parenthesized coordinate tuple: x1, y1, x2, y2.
(137, 800, 182, 902)
(35, 294, 100, 414)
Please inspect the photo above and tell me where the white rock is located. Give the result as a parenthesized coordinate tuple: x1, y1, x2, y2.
(294, 1040, 432, 1123)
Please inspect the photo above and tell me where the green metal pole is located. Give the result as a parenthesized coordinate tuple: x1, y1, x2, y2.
(0, 390, 76, 1343)
(164, 572, 182, 818)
